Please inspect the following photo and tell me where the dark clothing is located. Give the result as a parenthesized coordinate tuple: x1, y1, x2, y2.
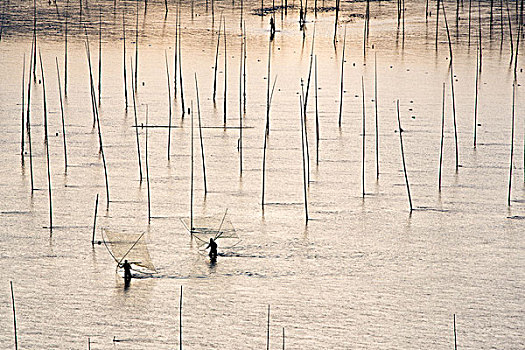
(122, 261, 132, 280)
(206, 239, 218, 260)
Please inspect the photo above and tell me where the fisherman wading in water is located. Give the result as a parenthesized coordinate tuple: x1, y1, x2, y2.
(120, 259, 132, 281)
(206, 238, 218, 260)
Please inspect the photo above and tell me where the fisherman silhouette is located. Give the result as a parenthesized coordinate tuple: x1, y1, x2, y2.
(121, 259, 132, 281)
(206, 238, 218, 260)
(270, 16, 276, 38)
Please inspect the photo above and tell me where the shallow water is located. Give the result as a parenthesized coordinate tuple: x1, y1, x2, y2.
(0, 0, 524, 348)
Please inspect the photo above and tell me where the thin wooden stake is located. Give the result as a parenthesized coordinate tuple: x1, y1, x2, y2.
(86, 41, 110, 209)
(474, 46, 479, 148)
(396, 100, 413, 212)
(190, 100, 194, 232)
(134, 1, 139, 92)
(64, 0, 68, 96)
(239, 34, 243, 175)
(178, 8, 185, 117)
(450, 64, 459, 171)
(453, 314, 457, 350)
(439, 82, 445, 191)
(123, 14, 128, 109)
(262, 114, 269, 208)
(92, 193, 98, 245)
(195, 75, 208, 194)
(508, 83, 516, 206)
(21, 54, 25, 162)
(131, 58, 143, 183)
(224, 20, 228, 125)
(374, 52, 379, 178)
(56, 57, 68, 171)
(145, 106, 151, 223)
(213, 17, 222, 102)
(174, 3, 178, 96)
(40, 51, 53, 232)
(265, 37, 272, 135)
(361, 76, 366, 197)
(166, 51, 172, 160)
(179, 286, 183, 350)
(435, 0, 440, 49)
(338, 26, 346, 127)
(266, 305, 270, 350)
(300, 95, 309, 222)
(27, 40, 34, 193)
(243, 25, 247, 113)
(315, 55, 319, 165)
(98, 8, 102, 104)
(10, 281, 18, 350)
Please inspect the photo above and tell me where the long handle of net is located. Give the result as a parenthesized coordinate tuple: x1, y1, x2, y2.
(116, 231, 146, 271)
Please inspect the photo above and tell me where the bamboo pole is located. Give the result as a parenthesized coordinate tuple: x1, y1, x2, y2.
(224, 20, 228, 125)
(145, 105, 151, 222)
(98, 8, 102, 104)
(39, 51, 53, 232)
(243, 25, 247, 113)
(338, 27, 346, 127)
(56, 57, 68, 171)
(315, 55, 319, 165)
(361, 76, 366, 197)
(453, 314, 457, 350)
(190, 100, 194, 232)
(165, 51, 172, 160)
(213, 17, 221, 103)
(131, 58, 143, 183)
(301, 80, 311, 184)
(513, 8, 521, 81)
(262, 110, 269, 208)
(64, 0, 68, 96)
(21, 54, 25, 162)
(32, 0, 37, 83)
(435, 0, 440, 49)
(506, 0, 515, 64)
(27, 41, 34, 193)
(265, 37, 272, 135)
(239, 33, 243, 175)
(478, 0, 482, 72)
(468, 0, 471, 46)
(374, 52, 379, 179)
(442, 1, 454, 66)
(438, 82, 445, 191)
(266, 305, 270, 350)
(10, 281, 18, 350)
(179, 286, 183, 350)
(474, 46, 479, 148)
(134, 1, 139, 92)
(92, 193, 98, 245)
(300, 95, 309, 222)
(334, 0, 339, 44)
(195, 75, 208, 194)
(178, 7, 185, 117)
(508, 82, 516, 206)
(303, 26, 316, 118)
(450, 64, 459, 171)
(123, 14, 128, 109)
(174, 3, 178, 96)
(86, 38, 110, 208)
(396, 100, 413, 212)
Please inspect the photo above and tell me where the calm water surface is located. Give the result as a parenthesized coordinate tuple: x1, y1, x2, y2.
(0, 0, 524, 348)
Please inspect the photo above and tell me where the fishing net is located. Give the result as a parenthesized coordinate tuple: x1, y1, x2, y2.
(181, 211, 241, 249)
(102, 229, 157, 274)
